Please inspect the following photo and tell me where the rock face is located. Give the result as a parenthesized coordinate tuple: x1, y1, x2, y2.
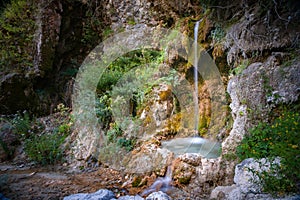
(0, 0, 110, 115)
(224, 2, 300, 65)
(210, 158, 300, 200)
(0, 121, 19, 161)
(0, 73, 38, 114)
(223, 54, 300, 155)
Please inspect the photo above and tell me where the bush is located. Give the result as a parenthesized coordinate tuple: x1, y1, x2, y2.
(24, 132, 67, 165)
(117, 137, 135, 152)
(10, 111, 31, 138)
(237, 111, 300, 195)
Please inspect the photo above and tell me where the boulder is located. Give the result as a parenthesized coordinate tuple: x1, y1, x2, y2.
(63, 189, 115, 200)
(0, 121, 19, 161)
(209, 158, 300, 200)
(145, 191, 171, 200)
(118, 195, 144, 200)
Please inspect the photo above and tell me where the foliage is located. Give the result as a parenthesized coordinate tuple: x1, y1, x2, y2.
(96, 49, 165, 127)
(24, 132, 67, 165)
(106, 122, 122, 143)
(0, 0, 36, 72)
(95, 93, 112, 129)
(106, 120, 137, 152)
(222, 153, 238, 161)
(117, 137, 135, 152)
(237, 110, 300, 195)
(10, 111, 32, 139)
(127, 18, 136, 25)
(61, 67, 78, 77)
(102, 27, 113, 39)
(3, 104, 72, 165)
(210, 25, 225, 43)
(230, 59, 249, 75)
(95, 49, 184, 154)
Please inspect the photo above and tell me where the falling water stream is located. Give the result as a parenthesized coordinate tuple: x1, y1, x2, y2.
(161, 20, 222, 157)
(194, 20, 200, 133)
(141, 166, 173, 196)
(142, 20, 221, 197)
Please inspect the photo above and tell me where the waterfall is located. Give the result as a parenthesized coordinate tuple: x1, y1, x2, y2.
(33, 2, 43, 74)
(194, 21, 200, 134)
(140, 165, 173, 196)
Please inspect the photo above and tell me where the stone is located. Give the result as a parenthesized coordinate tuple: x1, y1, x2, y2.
(178, 153, 202, 166)
(219, 55, 300, 191)
(118, 195, 144, 200)
(145, 191, 171, 200)
(63, 189, 115, 200)
(209, 158, 287, 200)
(0, 73, 38, 114)
(210, 185, 237, 199)
(0, 121, 19, 161)
(123, 146, 173, 174)
(225, 8, 300, 65)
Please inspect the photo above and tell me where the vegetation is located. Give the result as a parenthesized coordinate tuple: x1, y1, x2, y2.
(95, 49, 164, 126)
(10, 111, 31, 139)
(94, 49, 166, 153)
(230, 59, 249, 75)
(210, 25, 225, 43)
(0, 0, 36, 73)
(24, 104, 72, 165)
(0, 104, 72, 165)
(24, 131, 67, 165)
(237, 109, 300, 195)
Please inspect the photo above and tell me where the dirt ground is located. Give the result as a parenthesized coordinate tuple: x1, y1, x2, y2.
(0, 163, 146, 200)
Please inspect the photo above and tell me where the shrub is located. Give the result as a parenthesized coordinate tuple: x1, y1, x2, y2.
(10, 111, 31, 139)
(24, 132, 67, 165)
(117, 137, 135, 152)
(237, 111, 300, 195)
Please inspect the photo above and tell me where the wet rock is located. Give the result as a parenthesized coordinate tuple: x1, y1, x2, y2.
(173, 160, 194, 185)
(145, 191, 171, 200)
(63, 189, 115, 200)
(33, 0, 62, 75)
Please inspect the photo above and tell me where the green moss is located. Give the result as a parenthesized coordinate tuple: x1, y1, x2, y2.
(178, 176, 191, 184)
(127, 17, 136, 25)
(223, 153, 238, 161)
(0, 0, 36, 72)
(132, 176, 142, 187)
(198, 115, 210, 136)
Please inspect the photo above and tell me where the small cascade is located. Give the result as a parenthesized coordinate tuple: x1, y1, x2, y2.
(141, 165, 173, 196)
(161, 20, 221, 158)
(194, 20, 200, 134)
(33, 3, 43, 72)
